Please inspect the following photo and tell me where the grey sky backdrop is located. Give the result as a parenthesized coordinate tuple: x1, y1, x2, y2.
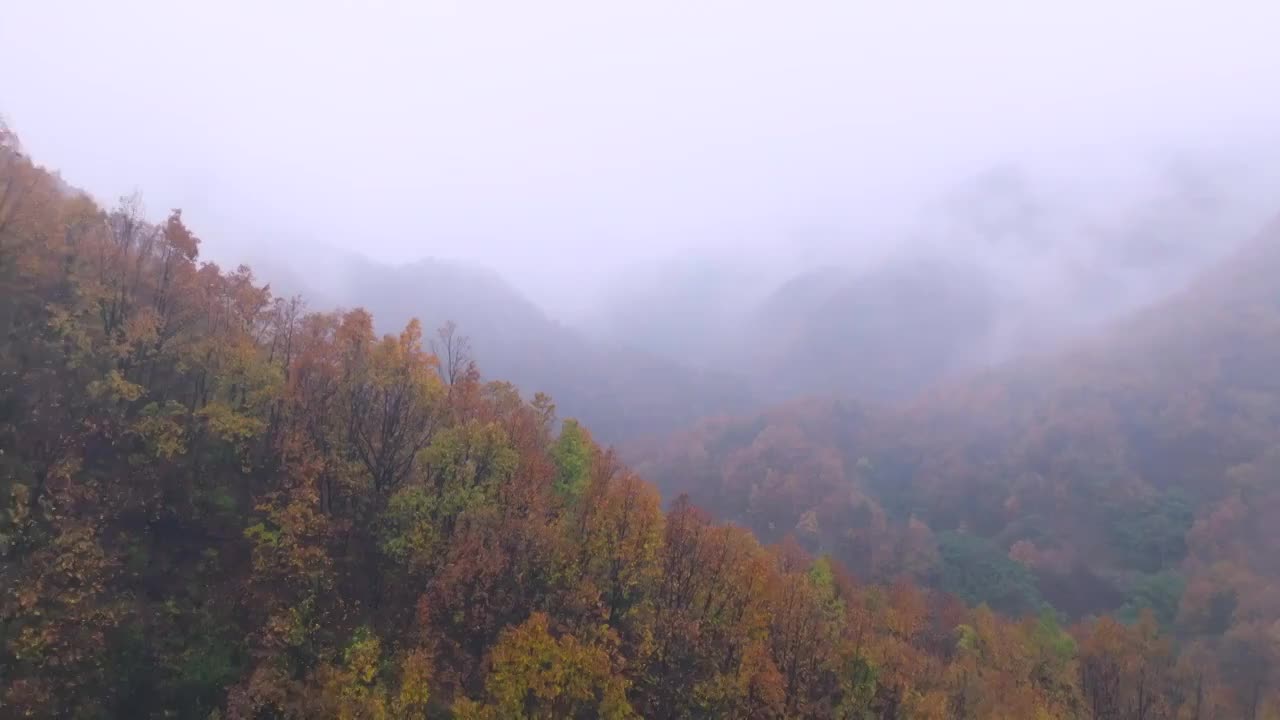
(4, 1, 1280, 316)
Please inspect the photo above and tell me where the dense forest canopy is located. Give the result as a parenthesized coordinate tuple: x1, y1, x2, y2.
(6, 2, 1280, 717)
(4, 109, 1280, 720)
(632, 216, 1280, 715)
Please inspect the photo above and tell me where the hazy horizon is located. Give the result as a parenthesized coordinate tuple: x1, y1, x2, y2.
(5, 1, 1280, 319)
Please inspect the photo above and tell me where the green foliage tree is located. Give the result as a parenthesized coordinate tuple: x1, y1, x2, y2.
(551, 419, 592, 504)
(935, 532, 1044, 616)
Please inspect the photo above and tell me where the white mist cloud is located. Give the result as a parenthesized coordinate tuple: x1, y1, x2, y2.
(3, 0, 1279, 315)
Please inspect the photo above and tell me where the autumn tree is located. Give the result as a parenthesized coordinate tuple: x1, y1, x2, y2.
(453, 613, 634, 720)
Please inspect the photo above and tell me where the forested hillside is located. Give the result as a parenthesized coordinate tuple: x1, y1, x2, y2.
(234, 247, 755, 444)
(635, 216, 1280, 715)
(3, 126, 1277, 717)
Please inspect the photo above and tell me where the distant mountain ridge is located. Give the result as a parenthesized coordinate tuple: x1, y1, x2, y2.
(593, 156, 1280, 409)
(238, 246, 756, 442)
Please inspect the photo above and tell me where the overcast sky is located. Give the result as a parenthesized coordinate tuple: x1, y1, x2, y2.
(4, 1, 1280, 314)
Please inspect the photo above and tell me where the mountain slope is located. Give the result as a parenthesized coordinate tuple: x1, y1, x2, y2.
(635, 215, 1280, 626)
(9, 126, 1242, 719)
(745, 259, 999, 403)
